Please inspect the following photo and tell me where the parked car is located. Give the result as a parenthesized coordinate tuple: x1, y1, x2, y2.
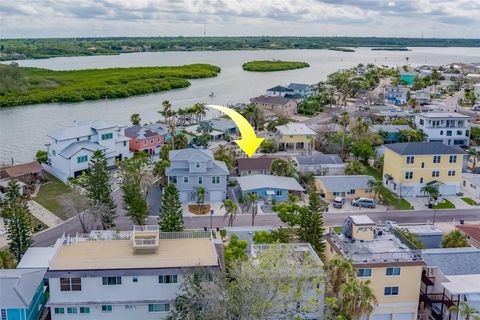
(332, 197, 345, 209)
(351, 197, 376, 208)
(385, 220, 398, 227)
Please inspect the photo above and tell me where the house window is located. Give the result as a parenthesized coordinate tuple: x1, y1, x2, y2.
(148, 304, 170, 312)
(77, 155, 88, 163)
(357, 268, 372, 277)
(60, 277, 82, 291)
(446, 130, 452, 136)
(348, 189, 356, 195)
(54, 308, 65, 314)
(440, 130, 443, 135)
(102, 276, 122, 285)
(466, 130, 470, 136)
(457, 130, 462, 136)
(386, 267, 401, 276)
(183, 176, 189, 183)
(405, 172, 413, 180)
(421, 162, 425, 168)
(333, 192, 339, 196)
(0, 310, 5, 320)
(420, 119, 424, 125)
(432, 171, 440, 177)
(169, 176, 177, 184)
(195, 162, 200, 168)
(406, 156, 414, 164)
(276, 190, 283, 196)
(384, 286, 399, 296)
(159, 275, 178, 284)
(433, 156, 441, 163)
(150, 139, 154, 144)
(80, 307, 90, 314)
(101, 133, 113, 140)
(101, 305, 113, 313)
(132, 277, 138, 283)
(67, 307, 77, 314)
(123, 141, 127, 147)
(198, 176, 203, 184)
(420, 177, 424, 183)
(212, 176, 220, 184)
(448, 170, 456, 176)
(449, 155, 457, 163)
(88, 136, 91, 140)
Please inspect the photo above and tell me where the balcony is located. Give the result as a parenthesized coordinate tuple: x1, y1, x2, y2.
(132, 225, 159, 254)
(420, 290, 459, 309)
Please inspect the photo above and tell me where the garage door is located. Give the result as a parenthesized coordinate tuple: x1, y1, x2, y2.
(394, 313, 414, 320)
(371, 314, 391, 320)
(209, 191, 224, 201)
(439, 184, 457, 196)
(179, 191, 189, 202)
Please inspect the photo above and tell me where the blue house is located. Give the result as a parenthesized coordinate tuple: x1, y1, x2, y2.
(237, 174, 304, 202)
(0, 269, 47, 320)
(369, 125, 412, 144)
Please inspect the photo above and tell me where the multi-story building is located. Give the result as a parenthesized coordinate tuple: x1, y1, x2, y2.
(383, 142, 466, 197)
(287, 83, 315, 97)
(274, 123, 316, 153)
(414, 112, 471, 147)
(384, 86, 408, 105)
(411, 89, 431, 105)
(44, 120, 131, 182)
(124, 124, 168, 155)
(250, 95, 298, 118)
(165, 148, 228, 202)
(47, 227, 220, 320)
(325, 215, 425, 320)
(266, 85, 294, 97)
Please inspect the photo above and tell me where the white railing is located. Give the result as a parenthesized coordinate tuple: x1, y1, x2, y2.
(133, 238, 157, 246)
(133, 225, 159, 232)
(159, 230, 212, 239)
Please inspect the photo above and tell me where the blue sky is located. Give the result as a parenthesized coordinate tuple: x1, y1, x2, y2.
(1, 0, 479, 38)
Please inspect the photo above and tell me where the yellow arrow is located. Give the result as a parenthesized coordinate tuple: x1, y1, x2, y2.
(206, 104, 264, 157)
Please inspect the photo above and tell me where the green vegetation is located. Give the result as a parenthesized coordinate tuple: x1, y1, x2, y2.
(35, 173, 73, 220)
(442, 230, 469, 248)
(242, 60, 309, 72)
(2, 37, 479, 61)
(461, 197, 478, 206)
(0, 63, 220, 107)
(328, 47, 355, 52)
(365, 166, 412, 210)
(433, 199, 456, 209)
(371, 47, 410, 51)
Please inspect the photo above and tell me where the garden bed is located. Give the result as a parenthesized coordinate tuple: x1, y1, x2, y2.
(188, 204, 211, 215)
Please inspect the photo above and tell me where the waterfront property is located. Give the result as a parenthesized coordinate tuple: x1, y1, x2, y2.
(250, 95, 298, 118)
(46, 227, 220, 320)
(414, 112, 471, 147)
(384, 86, 408, 105)
(266, 85, 294, 97)
(369, 125, 412, 144)
(420, 248, 480, 320)
(325, 215, 425, 320)
(0, 269, 48, 320)
(44, 120, 131, 182)
(383, 142, 466, 197)
(165, 148, 228, 202)
(237, 155, 275, 176)
(237, 174, 304, 202)
(294, 154, 345, 175)
(287, 83, 315, 97)
(0, 161, 44, 183)
(124, 124, 167, 155)
(274, 123, 316, 153)
(315, 175, 374, 200)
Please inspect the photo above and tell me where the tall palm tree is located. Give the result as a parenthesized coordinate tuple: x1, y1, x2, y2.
(243, 192, 259, 227)
(367, 179, 383, 200)
(191, 186, 206, 208)
(468, 148, 479, 172)
(450, 302, 480, 320)
(221, 199, 238, 227)
(193, 103, 207, 123)
(159, 100, 173, 124)
(340, 278, 377, 320)
(168, 121, 177, 149)
(153, 159, 170, 187)
(421, 185, 439, 204)
(0, 250, 16, 269)
(241, 104, 264, 130)
(324, 256, 356, 297)
(130, 113, 141, 126)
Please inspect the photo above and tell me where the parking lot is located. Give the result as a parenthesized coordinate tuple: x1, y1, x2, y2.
(325, 198, 388, 213)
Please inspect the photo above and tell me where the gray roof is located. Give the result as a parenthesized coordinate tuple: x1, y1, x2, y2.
(370, 125, 412, 133)
(251, 95, 295, 106)
(208, 118, 237, 132)
(125, 125, 165, 139)
(237, 174, 304, 192)
(144, 123, 169, 132)
(295, 154, 344, 166)
(58, 141, 107, 159)
(416, 112, 471, 119)
(48, 120, 125, 141)
(384, 142, 466, 156)
(166, 160, 229, 176)
(422, 248, 480, 275)
(288, 83, 311, 90)
(266, 85, 293, 93)
(17, 247, 58, 269)
(0, 269, 46, 308)
(315, 175, 374, 192)
(169, 148, 213, 162)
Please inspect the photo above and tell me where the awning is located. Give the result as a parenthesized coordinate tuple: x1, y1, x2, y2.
(426, 180, 444, 187)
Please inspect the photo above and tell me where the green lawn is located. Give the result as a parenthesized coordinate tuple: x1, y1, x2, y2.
(31, 216, 48, 233)
(433, 199, 456, 209)
(366, 166, 412, 210)
(461, 197, 478, 205)
(35, 173, 72, 220)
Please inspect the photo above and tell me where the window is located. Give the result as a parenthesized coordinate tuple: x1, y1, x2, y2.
(433, 156, 441, 163)
(198, 176, 203, 184)
(466, 130, 470, 136)
(386, 267, 401, 276)
(446, 130, 452, 136)
(458, 120, 464, 127)
(54, 308, 65, 314)
(333, 192, 340, 196)
(421, 162, 425, 168)
(101, 305, 112, 312)
(159, 274, 178, 284)
(348, 189, 356, 195)
(357, 268, 372, 277)
(1, 309, 5, 320)
(195, 162, 200, 168)
(212, 176, 220, 184)
(384, 286, 399, 296)
(132, 277, 138, 283)
(419, 119, 424, 125)
(420, 177, 424, 183)
(150, 139, 154, 144)
(148, 304, 170, 312)
(60, 278, 82, 291)
(276, 190, 283, 196)
(404, 172, 413, 180)
(457, 130, 462, 136)
(183, 176, 189, 183)
(440, 130, 443, 135)
(406, 156, 414, 164)
(449, 155, 457, 163)
(448, 170, 456, 176)
(101, 133, 113, 140)
(102, 276, 122, 285)
(123, 141, 127, 147)
(80, 307, 90, 314)
(67, 307, 77, 314)
(77, 155, 88, 163)
(432, 171, 440, 177)
(169, 176, 177, 184)
(125, 305, 135, 310)
(87, 136, 91, 141)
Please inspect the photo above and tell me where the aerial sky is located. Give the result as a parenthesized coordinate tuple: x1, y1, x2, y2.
(1, 0, 479, 39)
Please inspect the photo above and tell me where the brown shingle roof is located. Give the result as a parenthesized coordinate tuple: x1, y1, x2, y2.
(237, 156, 274, 172)
(250, 95, 295, 106)
(2, 161, 43, 178)
(457, 224, 480, 243)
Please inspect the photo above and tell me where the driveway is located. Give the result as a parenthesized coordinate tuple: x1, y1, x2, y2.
(325, 200, 388, 214)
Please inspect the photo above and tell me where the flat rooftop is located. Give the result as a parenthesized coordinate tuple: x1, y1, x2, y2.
(49, 238, 219, 271)
(402, 224, 443, 235)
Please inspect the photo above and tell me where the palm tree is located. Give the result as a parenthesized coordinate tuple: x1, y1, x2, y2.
(153, 159, 170, 187)
(367, 179, 383, 200)
(173, 133, 188, 150)
(442, 230, 469, 248)
(243, 192, 259, 227)
(130, 113, 141, 126)
(450, 302, 480, 320)
(193, 103, 207, 123)
(168, 122, 177, 149)
(191, 186, 206, 208)
(221, 199, 238, 227)
(119, 158, 155, 198)
(345, 161, 367, 175)
(338, 111, 350, 130)
(398, 129, 410, 143)
(0, 250, 16, 269)
(324, 256, 356, 297)
(340, 278, 378, 320)
(468, 148, 479, 172)
(241, 104, 264, 130)
(159, 100, 173, 124)
(421, 185, 439, 205)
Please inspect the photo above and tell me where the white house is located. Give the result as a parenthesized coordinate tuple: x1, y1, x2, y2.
(266, 85, 294, 97)
(414, 112, 472, 147)
(461, 173, 480, 200)
(46, 227, 220, 320)
(44, 120, 131, 182)
(384, 86, 408, 105)
(411, 89, 431, 105)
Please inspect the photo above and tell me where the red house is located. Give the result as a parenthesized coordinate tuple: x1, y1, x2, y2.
(124, 125, 167, 155)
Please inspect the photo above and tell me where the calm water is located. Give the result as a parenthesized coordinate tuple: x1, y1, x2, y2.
(1, 47, 479, 164)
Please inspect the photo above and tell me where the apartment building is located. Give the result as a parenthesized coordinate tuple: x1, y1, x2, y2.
(383, 142, 466, 197)
(46, 227, 220, 320)
(325, 215, 425, 320)
(275, 123, 316, 153)
(414, 112, 471, 147)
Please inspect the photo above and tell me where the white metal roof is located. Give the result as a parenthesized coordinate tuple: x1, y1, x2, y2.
(275, 123, 316, 136)
(442, 274, 480, 294)
(350, 215, 375, 225)
(237, 174, 304, 192)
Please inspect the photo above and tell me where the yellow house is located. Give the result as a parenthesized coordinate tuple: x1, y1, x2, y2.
(383, 142, 466, 197)
(315, 175, 374, 200)
(325, 215, 425, 320)
(275, 123, 316, 152)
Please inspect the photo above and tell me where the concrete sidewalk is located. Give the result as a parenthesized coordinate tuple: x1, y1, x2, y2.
(28, 200, 63, 228)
